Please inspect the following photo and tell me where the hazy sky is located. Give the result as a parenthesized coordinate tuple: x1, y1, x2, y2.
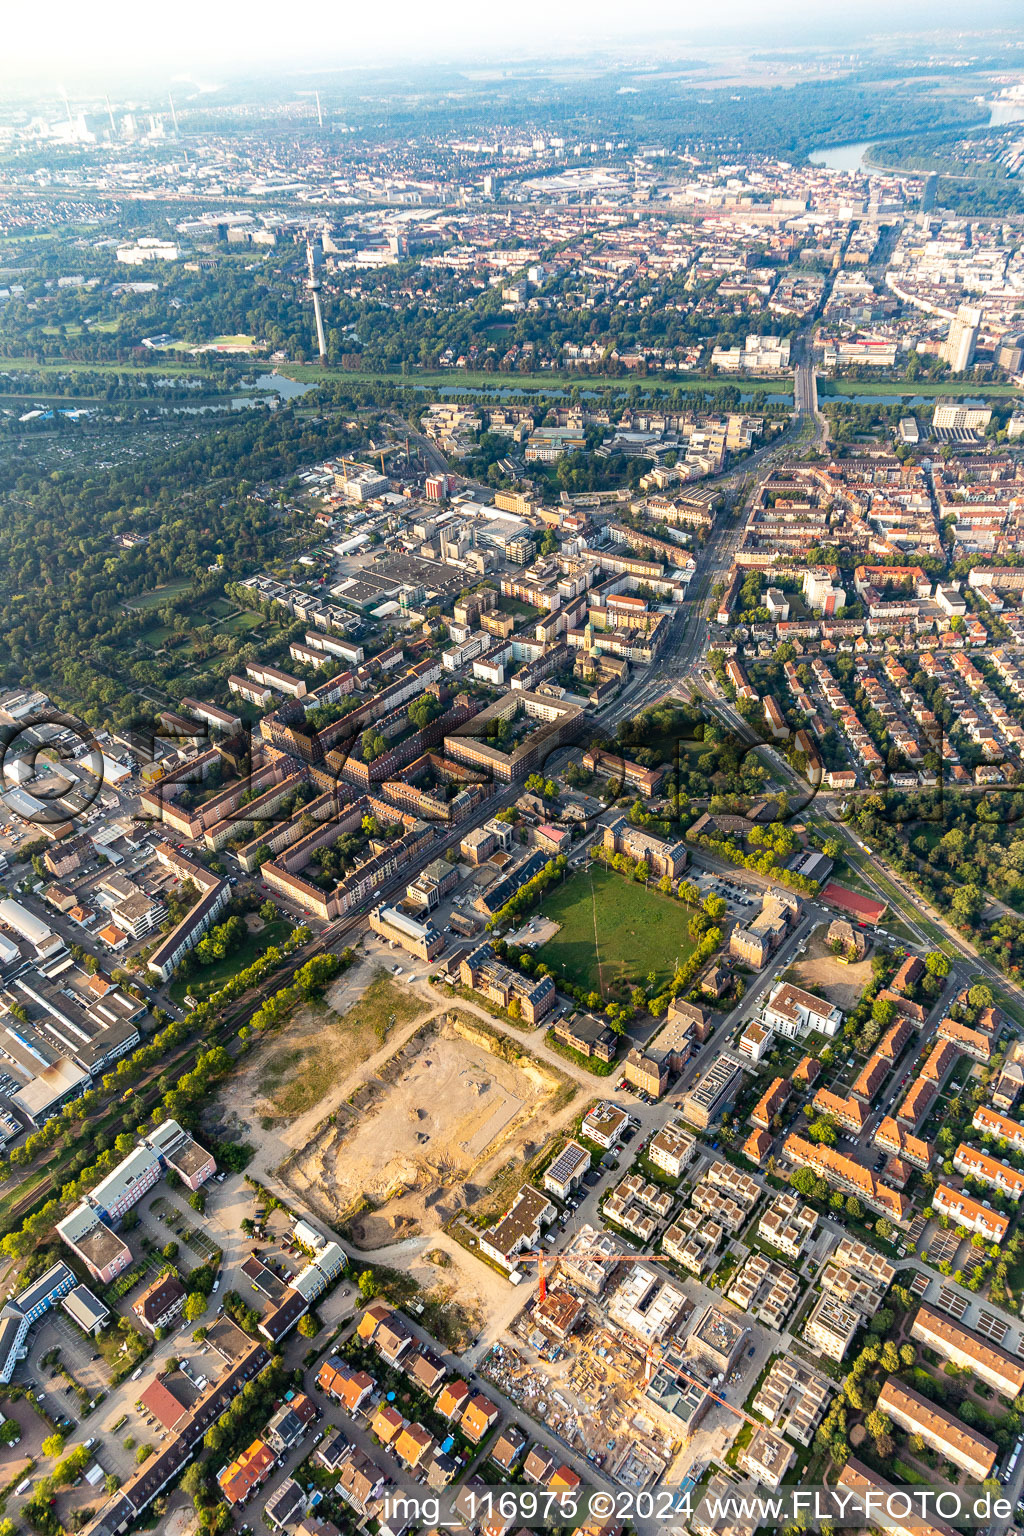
(4, 0, 1022, 90)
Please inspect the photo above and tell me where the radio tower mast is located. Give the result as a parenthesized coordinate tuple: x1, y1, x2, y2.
(315, 90, 324, 129)
(168, 93, 180, 135)
(306, 239, 328, 364)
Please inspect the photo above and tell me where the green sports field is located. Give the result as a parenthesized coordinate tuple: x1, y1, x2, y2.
(536, 865, 699, 999)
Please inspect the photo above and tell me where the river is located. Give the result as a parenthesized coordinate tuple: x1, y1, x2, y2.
(809, 98, 1024, 173)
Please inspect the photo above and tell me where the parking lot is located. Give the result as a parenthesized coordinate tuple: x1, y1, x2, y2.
(694, 871, 759, 919)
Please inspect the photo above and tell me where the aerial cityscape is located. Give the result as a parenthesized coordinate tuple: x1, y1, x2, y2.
(9, 4, 1024, 1534)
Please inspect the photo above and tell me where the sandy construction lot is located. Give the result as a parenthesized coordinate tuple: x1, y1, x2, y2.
(790, 924, 874, 1012)
(282, 1012, 573, 1245)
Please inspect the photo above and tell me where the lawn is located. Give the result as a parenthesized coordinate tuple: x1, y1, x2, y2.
(126, 579, 193, 612)
(824, 379, 1021, 399)
(256, 971, 424, 1119)
(536, 865, 700, 999)
(170, 918, 292, 1004)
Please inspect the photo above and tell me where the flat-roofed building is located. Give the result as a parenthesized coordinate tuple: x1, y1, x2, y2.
(444, 691, 584, 783)
(758, 1193, 817, 1260)
(642, 1340, 714, 1442)
(0, 1262, 76, 1385)
(581, 1101, 628, 1148)
(663, 1215, 724, 1277)
(737, 1020, 774, 1063)
(703, 1159, 761, 1212)
(55, 1204, 132, 1284)
(727, 1252, 801, 1331)
(648, 1121, 696, 1179)
(687, 1303, 747, 1376)
(609, 1263, 689, 1344)
(543, 1141, 590, 1201)
(752, 1355, 832, 1446)
(829, 1236, 895, 1289)
(479, 1185, 556, 1269)
(805, 1292, 861, 1362)
(738, 1426, 795, 1492)
(681, 1053, 744, 1130)
(876, 1376, 997, 1479)
(558, 1224, 625, 1296)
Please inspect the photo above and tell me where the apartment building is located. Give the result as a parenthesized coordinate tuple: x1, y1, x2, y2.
(804, 1292, 861, 1362)
(973, 1104, 1024, 1152)
(751, 1355, 832, 1446)
(132, 1275, 186, 1335)
(758, 1193, 817, 1260)
(737, 1427, 795, 1493)
(647, 1122, 696, 1180)
(910, 1304, 1024, 1397)
(727, 1253, 801, 1331)
(812, 1088, 867, 1134)
(680, 1053, 744, 1130)
(602, 818, 688, 880)
(581, 1102, 629, 1149)
(937, 1015, 994, 1063)
(737, 1021, 774, 1064)
(479, 1186, 556, 1268)
(876, 1377, 997, 1479)
(751, 1077, 790, 1131)
(581, 748, 665, 796)
(953, 1143, 1024, 1198)
(762, 982, 843, 1039)
(543, 1141, 591, 1201)
(444, 690, 583, 783)
(146, 844, 230, 982)
(663, 1214, 724, 1277)
(782, 1134, 908, 1223)
(933, 1183, 1009, 1243)
(836, 1461, 960, 1536)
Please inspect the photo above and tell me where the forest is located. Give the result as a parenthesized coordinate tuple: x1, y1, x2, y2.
(0, 402, 370, 727)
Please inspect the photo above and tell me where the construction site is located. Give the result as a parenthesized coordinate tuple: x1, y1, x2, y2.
(278, 1010, 577, 1245)
(481, 1237, 774, 1489)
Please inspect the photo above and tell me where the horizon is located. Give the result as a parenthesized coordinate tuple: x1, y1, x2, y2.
(3, 0, 1024, 94)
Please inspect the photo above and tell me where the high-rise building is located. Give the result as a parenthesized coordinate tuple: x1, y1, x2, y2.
(942, 304, 982, 374)
(996, 334, 1024, 373)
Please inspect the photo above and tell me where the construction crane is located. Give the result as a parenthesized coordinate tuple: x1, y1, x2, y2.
(518, 1248, 677, 1304)
(518, 1251, 762, 1432)
(639, 1337, 762, 1431)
